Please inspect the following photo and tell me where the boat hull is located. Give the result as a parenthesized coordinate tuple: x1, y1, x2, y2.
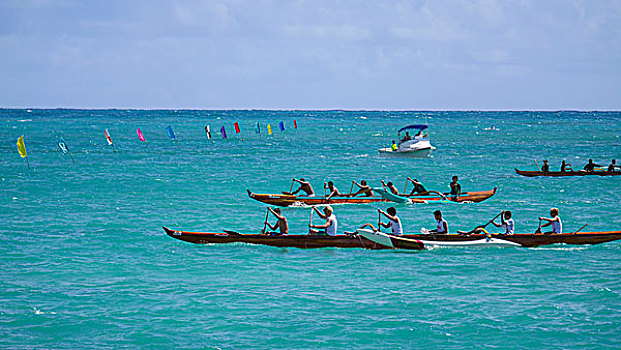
(247, 187, 497, 207)
(378, 147, 434, 158)
(515, 168, 621, 177)
(164, 227, 621, 249)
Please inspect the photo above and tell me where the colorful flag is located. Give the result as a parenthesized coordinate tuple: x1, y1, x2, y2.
(255, 122, 261, 134)
(234, 122, 241, 133)
(279, 121, 285, 131)
(137, 128, 146, 142)
(267, 124, 272, 135)
(293, 120, 297, 129)
(205, 125, 212, 139)
(165, 125, 176, 140)
(58, 139, 69, 154)
(104, 129, 114, 145)
(16, 136, 27, 158)
(221, 126, 227, 139)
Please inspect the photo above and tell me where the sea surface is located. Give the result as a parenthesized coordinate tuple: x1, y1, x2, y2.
(1, 110, 620, 349)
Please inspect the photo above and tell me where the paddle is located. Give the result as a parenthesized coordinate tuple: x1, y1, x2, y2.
(571, 224, 588, 234)
(308, 206, 314, 234)
(345, 181, 354, 203)
(282, 179, 296, 195)
(260, 208, 269, 234)
(457, 211, 504, 235)
(535, 219, 542, 234)
(377, 210, 382, 233)
(534, 159, 541, 172)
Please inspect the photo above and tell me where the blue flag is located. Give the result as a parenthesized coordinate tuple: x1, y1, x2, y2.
(165, 125, 176, 140)
(255, 122, 261, 134)
(279, 121, 285, 131)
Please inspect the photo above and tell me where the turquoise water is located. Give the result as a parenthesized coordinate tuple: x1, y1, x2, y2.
(1, 110, 620, 349)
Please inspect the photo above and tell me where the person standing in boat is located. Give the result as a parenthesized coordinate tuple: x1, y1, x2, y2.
(381, 180, 399, 195)
(448, 176, 461, 200)
(560, 160, 573, 172)
(291, 178, 315, 197)
(491, 210, 514, 235)
(407, 177, 428, 195)
(325, 181, 345, 201)
(265, 207, 288, 235)
(538, 208, 562, 234)
(309, 206, 337, 236)
(541, 160, 550, 172)
(351, 180, 374, 197)
(608, 159, 619, 172)
(583, 159, 603, 172)
(428, 210, 449, 234)
(378, 207, 403, 236)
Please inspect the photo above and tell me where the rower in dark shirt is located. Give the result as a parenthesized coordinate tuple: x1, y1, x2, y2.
(351, 180, 374, 197)
(407, 177, 428, 195)
(541, 160, 550, 172)
(608, 159, 619, 172)
(583, 159, 603, 172)
(560, 160, 573, 172)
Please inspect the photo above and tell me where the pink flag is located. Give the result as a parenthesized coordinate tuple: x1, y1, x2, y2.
(137, 128, 146, 142)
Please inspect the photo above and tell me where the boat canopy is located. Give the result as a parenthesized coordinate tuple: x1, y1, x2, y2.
(398, 124, 428, 133)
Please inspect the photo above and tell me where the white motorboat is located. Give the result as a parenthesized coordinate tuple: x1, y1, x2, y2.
(378, 124, 436, 157)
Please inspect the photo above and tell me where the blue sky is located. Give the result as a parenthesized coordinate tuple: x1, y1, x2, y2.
(1, 0, 620, 110)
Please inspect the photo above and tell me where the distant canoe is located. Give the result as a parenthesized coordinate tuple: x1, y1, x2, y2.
(246, 187, 497, 207)
(164, 227, 621, 249)
(515, 168, 621, 177)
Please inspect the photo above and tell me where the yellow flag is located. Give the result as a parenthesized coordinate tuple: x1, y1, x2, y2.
(16, 135, 27, 158)
(267, 124, 272, 135)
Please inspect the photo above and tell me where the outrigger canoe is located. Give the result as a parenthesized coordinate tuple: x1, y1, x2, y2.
(164, 227, 621, 249)
(515, 168, 621, 177)
(246, 187, 497, 207)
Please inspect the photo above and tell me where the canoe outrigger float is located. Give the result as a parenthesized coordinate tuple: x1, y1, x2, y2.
(246, 187, 497, 207)
(164, 227, 621, 250)
(515, 168, 621, 177)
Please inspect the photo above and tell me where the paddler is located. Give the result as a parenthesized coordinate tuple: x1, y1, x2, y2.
(351, 180, 374, 197)
(265, 207, 288, 235)
(428, 210, 449, 234)
(448, 176, 461, 199)
(608, 159, 619, 172)
(378, 207, 403, 236)
(391, 140, 398, 152)
(491, 210, 514, 235)
(381, 180, 399, 195)
(583, 159, 603, 172)
(325, 181, 345, 201)
(309, 206, 338, 236)
(541, 160, 550, 173)
(407, 177, 428, 195)
(538, 208, 562, 234)
(560, 160, 573, 172)
(291, 178, 315, 197)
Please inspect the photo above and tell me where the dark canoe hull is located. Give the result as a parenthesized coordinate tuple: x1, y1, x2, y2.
(405, 231, 621, 248)
(515, 168, 621, 177)
(164, 227, 621, 249)
(246, 187, 497, 207)
(163, 226, 407, 250)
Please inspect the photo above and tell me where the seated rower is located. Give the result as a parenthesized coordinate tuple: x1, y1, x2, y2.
(608, 159, 619, 172)
(560, 160, 573, 172)
(391, 140, 398, 152)
(291, 178, 315, 197)
(583, 159, 603, 172)
(448, 176, 461, 199)
(309, 206, 337, 236)
(325, 181, 345, 201)
(264, 207, 288, 235)
(428, 210, 449, 234)
(351, 180, 374, 197)
(491, 210, 514, 235)
(381, 180, 399, 195)
(538, 208, 562, 234)
(541, 160, 550, 172)
(407, 177, 428, 195)
(378, 207, 403, 236)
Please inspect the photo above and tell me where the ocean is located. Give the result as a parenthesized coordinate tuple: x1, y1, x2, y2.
(1, 109, 620, 349)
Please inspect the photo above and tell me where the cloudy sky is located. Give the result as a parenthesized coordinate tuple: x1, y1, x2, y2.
(1, 0, 620, 110)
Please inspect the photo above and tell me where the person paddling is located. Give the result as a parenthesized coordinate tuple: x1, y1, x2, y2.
(541, 160, 550, 173)
(560, 160, 573, 172)
(538, 208, 562, 234)
(351, 180, 374, 197)
(381, 180, 399, 195)
(291, 178, 315, 197)
(325, 181, 345, 201)
(608, 159, 619, 173)
(265, 207, 288, 235)
(309, 206, 338, 236)
(428, 210, 449, 234)
(448, 176, 461, 200)
(378, 207, 403, 236)
(407, 177, 428, 195)
(491, 210, 514, 235)
(583, 159, 603, 172)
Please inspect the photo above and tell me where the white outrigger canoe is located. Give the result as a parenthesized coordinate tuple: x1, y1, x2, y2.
(358, 229, 521, 249)
(378, 124, 436, 157)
